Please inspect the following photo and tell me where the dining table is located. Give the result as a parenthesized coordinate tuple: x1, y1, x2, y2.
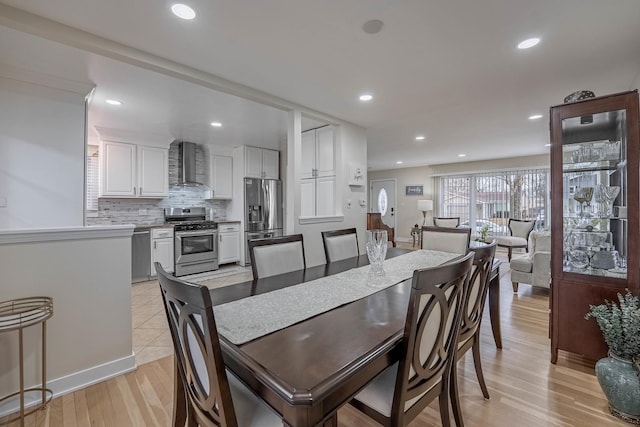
(205, 247, 502, 427)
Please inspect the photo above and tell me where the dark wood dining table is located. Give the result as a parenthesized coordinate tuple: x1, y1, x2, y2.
(208, 247, 502, 427)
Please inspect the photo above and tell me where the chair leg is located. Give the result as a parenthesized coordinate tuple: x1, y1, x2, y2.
(472, 339, 490, 399)
(439, 375, 452, 427)
(507, 247, 512, 261)
(173, 359, 187, 427)
(450, 360, 464, 427)
(512, 282, 519, 293)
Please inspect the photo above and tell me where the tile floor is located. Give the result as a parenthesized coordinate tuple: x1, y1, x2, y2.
(130, 242, 511, 366)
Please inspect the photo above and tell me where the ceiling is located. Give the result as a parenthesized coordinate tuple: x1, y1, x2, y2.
(1, 0, 639, 169)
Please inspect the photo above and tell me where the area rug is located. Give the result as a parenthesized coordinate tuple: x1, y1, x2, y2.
(180, 265, 251, 283)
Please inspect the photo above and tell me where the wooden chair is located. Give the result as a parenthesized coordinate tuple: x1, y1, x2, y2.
(366, 213, 396, 247)
(156, 264, 282, 427)
(321, 228, 359, 263)
(349, 252, 475, 426)
(451, 241, 497, 427)
(496, 219, 535, 261)
(248, 234, 305, 279)
(433, 217, 461, 228)
(421, 226, 471, 255)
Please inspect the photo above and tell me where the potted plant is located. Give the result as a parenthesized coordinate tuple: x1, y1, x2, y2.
(476, 224, 490, 243)
(585, 290, 640, 424)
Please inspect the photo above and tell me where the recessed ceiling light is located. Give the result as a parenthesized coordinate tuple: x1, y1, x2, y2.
(529, 114, 543, 120)
(458, 154, 466, 158)
(545, 143, 552, 147)
(396, 161, 403, 164)
(518, 37, 540, 49)
(105, 99, 122, 106)
(359, 94, 373, 102)
(415, 136, 425, 140)
(171, 3, 196, 20)
(210, 122, 222, 127)
(362, 20, 384, 34)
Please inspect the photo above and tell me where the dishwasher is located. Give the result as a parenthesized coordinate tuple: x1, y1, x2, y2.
(132, 228, 151, 283)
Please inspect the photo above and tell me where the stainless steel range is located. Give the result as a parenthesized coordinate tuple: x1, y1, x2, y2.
(165, 207, 218, 277)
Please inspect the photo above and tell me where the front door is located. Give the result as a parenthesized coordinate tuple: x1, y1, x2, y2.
(370, 179, 396, 228)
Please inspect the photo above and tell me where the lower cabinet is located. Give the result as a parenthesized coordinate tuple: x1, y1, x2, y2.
(218, 223, 240, 265)
(151, 228, 174, 275)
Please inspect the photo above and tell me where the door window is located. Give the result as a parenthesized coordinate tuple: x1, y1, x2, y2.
(377, 188, 388, 216)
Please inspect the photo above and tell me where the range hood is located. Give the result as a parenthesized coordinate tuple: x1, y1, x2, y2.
(177, 141, 203, 186)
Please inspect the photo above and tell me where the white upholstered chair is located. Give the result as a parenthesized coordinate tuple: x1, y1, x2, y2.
(496, 219, 535, 261)
(509, 231, 551, 293)
(156, 264, 282, 427)
(321, 228, 359, 263)
(421, 226, 471, 255)
(433, 217, 461, 228)
(349, 252, 475, 427)
(248, 234, 305, 279)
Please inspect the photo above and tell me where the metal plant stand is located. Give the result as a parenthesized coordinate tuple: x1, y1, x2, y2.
(0, 297, 53, 426)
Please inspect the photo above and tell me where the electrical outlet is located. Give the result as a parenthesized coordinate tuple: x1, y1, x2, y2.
(347, 199, 352, 209)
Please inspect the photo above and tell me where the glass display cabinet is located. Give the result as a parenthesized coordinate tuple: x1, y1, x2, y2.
(550, 90, 639, 363)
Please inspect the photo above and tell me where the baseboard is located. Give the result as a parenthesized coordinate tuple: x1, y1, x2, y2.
(0, 354, 136, 418)
(396, 237, 412, 243)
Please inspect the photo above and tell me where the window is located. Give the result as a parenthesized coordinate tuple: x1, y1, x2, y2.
(86, 145, 99, 211)
(436, 168, 549, 235)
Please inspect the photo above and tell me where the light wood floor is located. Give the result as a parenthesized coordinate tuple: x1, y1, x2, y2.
(2, 246, 627, 426)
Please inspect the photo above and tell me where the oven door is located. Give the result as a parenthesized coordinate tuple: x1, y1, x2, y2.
(175, 230, 217, 265)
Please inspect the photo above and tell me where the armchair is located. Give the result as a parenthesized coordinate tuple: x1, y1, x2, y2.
(496, 219, 535, 261)
(509, 231, 551, 293)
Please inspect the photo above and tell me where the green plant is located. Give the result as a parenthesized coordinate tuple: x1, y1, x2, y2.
(585, 291, 640, 360)
(479, 224, 490, 242)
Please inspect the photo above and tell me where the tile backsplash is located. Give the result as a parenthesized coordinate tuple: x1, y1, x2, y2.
(87, 142, 229, 226)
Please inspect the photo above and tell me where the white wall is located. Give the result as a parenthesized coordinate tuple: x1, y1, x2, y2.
(0, 226, 135, 413)
(0, 78, 88, 229)
(369, 154, 550, 241)
(292, 121, 368, 266)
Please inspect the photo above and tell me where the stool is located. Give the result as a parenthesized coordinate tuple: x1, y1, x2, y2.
(0, 297, 53, 426)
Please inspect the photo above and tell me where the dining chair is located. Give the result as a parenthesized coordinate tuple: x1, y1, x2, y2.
(321, 228, 359, 263)
(155, 264, 282, 427)
(433, 217, 461, 228)
(450, 241, 497, 427)
(421, 226, 471, 255)
(349, 252, 475, 427)
(496, 218, 535, 261)
(248, 234, 305, 279)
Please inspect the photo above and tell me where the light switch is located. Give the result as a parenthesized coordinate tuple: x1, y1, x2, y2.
(0, 196, 6, 208)
(359, 199, 366, 207)
(347, 199, 352, 209)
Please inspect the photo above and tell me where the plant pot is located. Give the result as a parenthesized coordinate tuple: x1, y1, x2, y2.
(595, 352, 640, 424)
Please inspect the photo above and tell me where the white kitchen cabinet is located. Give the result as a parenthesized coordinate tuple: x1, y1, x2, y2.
(301, 126, 334, 179)
(244, 146, 279, 179)
(218, 223, 240, 264)
(100, 141, 168, 198)
(209, 155, 233, 199)
(151, 228, 174, 275)
(300, 126, 336, 217)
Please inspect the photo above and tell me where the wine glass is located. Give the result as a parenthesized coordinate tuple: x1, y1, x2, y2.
(573, 187, 593, 218)
(594, 186, 606, 217)
(599, 185, 620, 218)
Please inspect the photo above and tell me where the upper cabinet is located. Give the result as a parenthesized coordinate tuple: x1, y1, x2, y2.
(209, 155, 233, 199)
(550, 90, 639, 363)
(100, 141, 168, 198)
(245, 146, 279, 179)
(300, 126, 336, 217)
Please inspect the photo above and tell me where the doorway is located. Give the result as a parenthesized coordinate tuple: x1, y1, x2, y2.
(370, 179, 397, 228)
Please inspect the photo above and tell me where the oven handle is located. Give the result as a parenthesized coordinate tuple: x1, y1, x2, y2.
(175, 230, 218, 237)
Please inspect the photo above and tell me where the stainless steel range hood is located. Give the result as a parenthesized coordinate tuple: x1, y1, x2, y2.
(178, 141, 202, 186)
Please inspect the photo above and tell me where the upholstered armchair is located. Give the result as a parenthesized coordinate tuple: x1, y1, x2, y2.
(496, 219, 535, 261)
(510, 231, 551, 293)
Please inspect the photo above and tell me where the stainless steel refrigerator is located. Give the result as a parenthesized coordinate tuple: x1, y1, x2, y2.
(244, 178, 283, 265)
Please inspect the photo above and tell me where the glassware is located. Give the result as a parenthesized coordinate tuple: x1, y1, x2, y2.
(603, 141, 621, 161)
(599, 185, 620, 218)
(366, 230, 388, 276)
(573, 187, 594, 218)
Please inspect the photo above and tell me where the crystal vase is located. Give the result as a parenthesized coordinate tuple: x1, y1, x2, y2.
(366, 230, 388, 276)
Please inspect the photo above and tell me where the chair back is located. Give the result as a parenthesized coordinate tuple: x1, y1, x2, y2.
(433, 217, 460, 228)
(391, 252, 474, 422)
(156, 263, 238, 427)
(421, 226, 471, 255)
(508, 219, 535, 239)
(322, 228, 359, 263)
(459, 242, 497, 343)
(249, 234, 305, 279)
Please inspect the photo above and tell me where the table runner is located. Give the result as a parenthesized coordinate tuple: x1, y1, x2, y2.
(214, 249, 459, 345)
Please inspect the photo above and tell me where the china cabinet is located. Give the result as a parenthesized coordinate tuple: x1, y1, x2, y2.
(550, 90, 639, 363)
